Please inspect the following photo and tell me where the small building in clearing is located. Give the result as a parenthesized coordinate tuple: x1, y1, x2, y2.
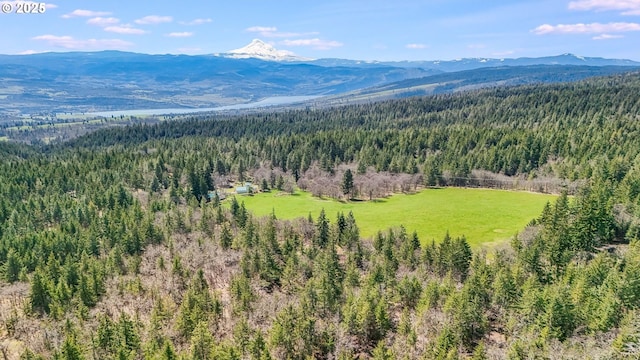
(234, 182, 254, 195)
(207, 190, 226, 201)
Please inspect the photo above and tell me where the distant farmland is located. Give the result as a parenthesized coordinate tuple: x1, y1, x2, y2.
(233, 188, 557, 247)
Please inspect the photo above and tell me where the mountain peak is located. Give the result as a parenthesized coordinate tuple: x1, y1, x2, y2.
(222, 39, 312, 62)
(233, 39, 274, 53)
(247, 39, 268, 46)
(560, 53, 586, 60)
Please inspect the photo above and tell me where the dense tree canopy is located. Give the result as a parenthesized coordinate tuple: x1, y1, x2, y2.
(1, 73, 640, 358)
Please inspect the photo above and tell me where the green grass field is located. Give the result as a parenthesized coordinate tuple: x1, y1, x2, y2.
(233, 188, 556, 247)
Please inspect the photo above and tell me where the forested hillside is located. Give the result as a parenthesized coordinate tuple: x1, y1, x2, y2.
(2, 73, 640, 359)
(66, 72, 640, 182)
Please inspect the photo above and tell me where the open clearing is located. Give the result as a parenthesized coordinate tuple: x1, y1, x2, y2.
(235, 187, 557, 247)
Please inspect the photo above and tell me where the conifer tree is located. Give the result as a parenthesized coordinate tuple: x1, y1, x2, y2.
(342, 169, 354, 199)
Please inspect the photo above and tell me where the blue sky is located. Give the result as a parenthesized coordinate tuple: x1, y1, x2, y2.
(1, 0, 639, 61)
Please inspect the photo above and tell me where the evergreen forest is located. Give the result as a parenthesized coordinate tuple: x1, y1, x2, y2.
(1, 72, 640, 359)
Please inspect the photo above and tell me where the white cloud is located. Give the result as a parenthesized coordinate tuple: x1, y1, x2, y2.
(269, 31, 313, 38)
(134, 15, 173, 25)
(532, 22, 640, 34)
(467, 44, 486, 49)
(593, 33, 624, 39)
(104, 25, 147, 35)
(405, 43, 427, 49)
(180, 18, 212, 25)
(85, 17, 145, 35)
(246, 26, 277, 33)
(246, 26, 318, 38)
(166, 32, 193, 38)
(569, 0, 640, 15)
(87, 17, 120, 27)
(280, 38, 343, 50)
(62, 9, 110, 18)
(32, 35, 132, 50)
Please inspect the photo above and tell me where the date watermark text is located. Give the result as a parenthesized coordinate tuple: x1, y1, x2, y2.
(2, 2, 47, 14)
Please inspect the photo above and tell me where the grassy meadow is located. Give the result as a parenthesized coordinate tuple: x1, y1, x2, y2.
(232, 187, 557, 247)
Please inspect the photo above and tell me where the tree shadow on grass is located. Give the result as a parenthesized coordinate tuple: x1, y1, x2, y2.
(369, 198, 388, 204)
(343, 197, 388, 204)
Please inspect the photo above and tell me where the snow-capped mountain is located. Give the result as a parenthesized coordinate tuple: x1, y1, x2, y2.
(219, 39, 312, 62)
